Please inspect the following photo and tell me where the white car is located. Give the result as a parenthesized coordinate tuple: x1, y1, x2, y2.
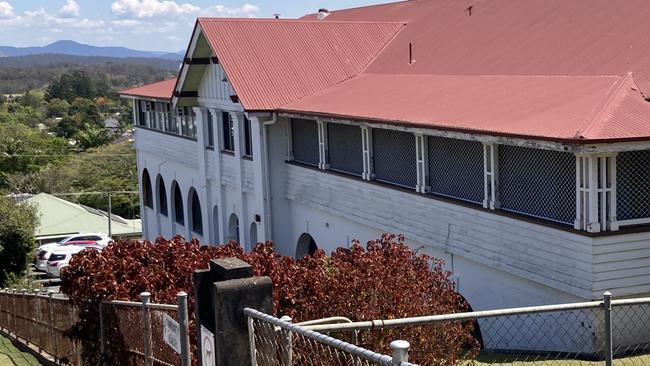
(35, 233, 112, 272)
(46, 244, 103, 278)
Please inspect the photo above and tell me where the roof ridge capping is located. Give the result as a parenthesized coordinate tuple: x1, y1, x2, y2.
(197, 17, 408, 25)
(577, 72, 642, 139)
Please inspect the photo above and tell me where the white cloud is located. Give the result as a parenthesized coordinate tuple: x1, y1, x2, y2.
(1, 8, 103, 29)
(0, 2, 14, 18)
(111, 0, 200, 18)
(111, 19, 142, 27)
(59, 0, 80, 18)
(201, 4, 259, 17)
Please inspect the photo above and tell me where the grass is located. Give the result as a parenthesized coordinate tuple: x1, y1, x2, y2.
(469, 351, 650, 365)
(0, 334, 43, 366)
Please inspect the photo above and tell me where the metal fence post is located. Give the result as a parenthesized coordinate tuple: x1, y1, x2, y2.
(11, 289, 17, 337)
(603, 292, 613, 366)
(279, 316, 293, 366)
(141, 292, 152, 366)
(48, 290, 58, 361)
(247, 315, 257, 366)
(177, 292, 191, 366)
(33, 289, 41, 352)
(390, 340, 410, 366)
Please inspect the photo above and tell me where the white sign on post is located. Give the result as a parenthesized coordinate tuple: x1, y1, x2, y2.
(163, 313, 181, 354)
(201, 325, 216, 366)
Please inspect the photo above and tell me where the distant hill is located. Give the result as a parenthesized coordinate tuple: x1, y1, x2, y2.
(0, 40, 184, 60)
(0, 54, 181, 70)
(0, 54, 179, 94)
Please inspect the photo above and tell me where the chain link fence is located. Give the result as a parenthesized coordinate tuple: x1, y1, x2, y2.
(294, 293, 650, 366)
(616, 150, 650, 222)
(373, 129, 417, 188)
(0, 290, 191, 366)
(427, 136, 484, 204)
(499, 145, 576, 225)
(0, 289, 82, 364)
(327, 123, 363, 176)
(245, 308, 417, 366)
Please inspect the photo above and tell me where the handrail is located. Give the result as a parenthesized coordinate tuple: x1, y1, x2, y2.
(302, 300, 606, 333)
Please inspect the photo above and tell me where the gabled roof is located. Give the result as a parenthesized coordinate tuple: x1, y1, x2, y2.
(26, 193, 142, 239)
(122, 0, 650, 142)
(120, 78, 176, 100)
(195, 18, 405, 110)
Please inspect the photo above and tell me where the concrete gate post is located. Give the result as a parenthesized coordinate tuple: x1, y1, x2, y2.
(193, 257, 272, 366)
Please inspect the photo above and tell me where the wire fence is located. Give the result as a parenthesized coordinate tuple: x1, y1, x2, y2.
(288, 293, 650, 366)
(245, 308, 417, 366)
(0, 289, 191, 366)
(0, 289, 82, 364)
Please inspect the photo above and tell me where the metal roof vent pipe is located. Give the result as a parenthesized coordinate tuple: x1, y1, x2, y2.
(318, 8, 330, 20)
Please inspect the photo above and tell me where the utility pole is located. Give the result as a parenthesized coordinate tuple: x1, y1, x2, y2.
(107, 190, 112, 237)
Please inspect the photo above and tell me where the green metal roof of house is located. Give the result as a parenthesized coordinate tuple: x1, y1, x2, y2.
(26, 193, 141, 240)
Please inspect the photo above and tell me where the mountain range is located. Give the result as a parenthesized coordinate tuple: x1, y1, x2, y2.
(0, 40, 183, 60)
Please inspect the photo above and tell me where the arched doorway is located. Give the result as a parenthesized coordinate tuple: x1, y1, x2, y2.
(228, 213, 239, 243)
(250, 222, 258, 247)
(296, 233, 318, 258)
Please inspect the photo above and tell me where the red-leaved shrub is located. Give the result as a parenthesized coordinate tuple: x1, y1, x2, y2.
(61, 234, 478, 365)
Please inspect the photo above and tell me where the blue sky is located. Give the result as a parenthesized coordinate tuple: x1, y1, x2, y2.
(0, 0, 387, 52)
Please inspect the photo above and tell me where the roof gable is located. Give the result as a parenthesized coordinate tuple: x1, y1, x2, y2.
(194, 18, 405, 110)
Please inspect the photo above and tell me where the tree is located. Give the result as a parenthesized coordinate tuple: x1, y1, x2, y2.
(46, 98, 70, 118)
(53, 115, 83, 138)
(0, 122, 69, 188)
(0, 195, 38, 287)
(74, 126, 112, 150)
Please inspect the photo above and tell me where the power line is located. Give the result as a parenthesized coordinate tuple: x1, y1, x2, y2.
(2, 153, 135, 157)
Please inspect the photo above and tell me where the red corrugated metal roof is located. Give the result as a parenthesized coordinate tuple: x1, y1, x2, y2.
(125, 0, 650, 142)
(197, 18, 405, 110)
(282, 74, 646, 141)
(120, 78, 176, 100)
(314, 0, 650, 97)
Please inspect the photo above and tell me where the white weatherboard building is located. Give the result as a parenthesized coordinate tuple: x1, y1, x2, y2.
(121, 1, 650, 353)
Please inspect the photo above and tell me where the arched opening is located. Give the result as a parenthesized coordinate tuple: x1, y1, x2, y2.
(142, 169, 153, 209)
(296, 233, 318, 258)
(213, 206, 220, 243)
(189, 188, 203, 235)
(171, 181, 184, 225)
(156, 175, 168, 216)
(250, 222, 258, 247)
(228, 213, 239, 243)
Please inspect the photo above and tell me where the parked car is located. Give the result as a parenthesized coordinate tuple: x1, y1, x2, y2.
(46, 244, 103, 278)
(34, 233, 112, 271)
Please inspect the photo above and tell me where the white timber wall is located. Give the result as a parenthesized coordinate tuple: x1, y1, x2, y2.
(198, 64, 236, 101)
(593, 231, 650, 298)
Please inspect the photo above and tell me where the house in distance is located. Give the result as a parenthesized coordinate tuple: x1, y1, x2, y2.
(121, 0, 650, 353)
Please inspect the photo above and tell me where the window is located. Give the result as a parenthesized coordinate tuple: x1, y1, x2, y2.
(291, 118, 319, 166)
(172, 182, 184, 225)
(327, 123, 362, 176)
(617, 150, 650, 221)
(206, 111, 215, 148)
(138, 101, 148, 127)
(499, 145, 575, 225)
(189, 188, 203, 235)
(244, 117, 253, 157)
(222, 112, 235, 152)
(372, 129, 417, 188)
(142, 169, 153, 209)
(157, 176, 168, 216)
(428, 136, 484, 204)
